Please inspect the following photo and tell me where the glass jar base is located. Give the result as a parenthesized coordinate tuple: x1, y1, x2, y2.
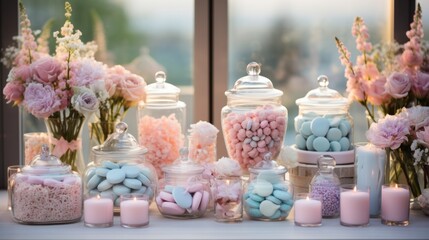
(340, 221, 369, 227)
(121, 222, 149, 228)
(381, 219, 409, 226)
(294, 222, 322, 227)
(215, 218, 243, 223)
(84, 222, 113, 228)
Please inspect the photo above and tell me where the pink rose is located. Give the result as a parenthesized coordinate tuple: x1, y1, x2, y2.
(366, 76, 388, 105)
(23, 83, 61, 118)
(412, 71, 429, 99)
(3, 81, 25, 104)
(366, 114, 410, 150)
(385, 72, 411, 99)
(401, 49, 423, 68)
(416, 126, 429, 145)
(13, 66, 31, 82)
(119, 73, 146, 103)
(31, 56, 62, 84)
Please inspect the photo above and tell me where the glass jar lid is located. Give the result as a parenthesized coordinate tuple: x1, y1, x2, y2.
(145, 71, 180, 103)
(225, 62, 283, 99)
(249, 152, 286, 175)
(317, 155, 336, 173)
(295, 75, 348, 108)
(22, 144, 71, 175)
(92, 122, 147, 156)
(162, 148, 204, 175)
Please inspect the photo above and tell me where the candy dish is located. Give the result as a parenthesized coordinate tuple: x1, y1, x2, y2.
(292, 145, 355, 165)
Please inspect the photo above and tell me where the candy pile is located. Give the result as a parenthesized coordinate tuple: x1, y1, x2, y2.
(156, 182, 210, 218)
(12, 175, 82, 223)
(310, 181, 340, 217)
(188, 121, 219, 164)
(222, 105, 287, 170)
(243, 174, 293, 220)
(138, 114, 184, 177)
(295, 116, 352, 152)
(85, 161, 156, 207)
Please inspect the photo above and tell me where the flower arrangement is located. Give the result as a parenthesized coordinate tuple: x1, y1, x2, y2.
(2, 2, 108, 172)
(335, 4, 429, 198)
(90, 65, 146, 145)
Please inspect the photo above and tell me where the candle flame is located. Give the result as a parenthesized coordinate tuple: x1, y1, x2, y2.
(353, 186, 357, 192)
(395, 184, 398, 188)
(96, 195, 100, 200)
(134, 197, 137, 201)
(306, 196, 309, 200)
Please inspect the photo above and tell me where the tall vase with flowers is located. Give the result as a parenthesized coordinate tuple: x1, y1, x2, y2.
(2, 2, 108, 174)
(335, 4, 429, 198)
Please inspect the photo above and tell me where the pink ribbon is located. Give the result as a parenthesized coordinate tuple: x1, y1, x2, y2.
(51, 137, 81, 158)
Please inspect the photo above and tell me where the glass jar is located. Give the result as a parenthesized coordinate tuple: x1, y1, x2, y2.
(137, 71, 186, 177)
(155, 148, 211, 219)
(294, 75, 354, 164)
(84, 122, 157, 213)
(243, 153, 293, 221)
(221, 62, 288, 172)
(11, 145, 82, 224)
(309, 155, 341, 218)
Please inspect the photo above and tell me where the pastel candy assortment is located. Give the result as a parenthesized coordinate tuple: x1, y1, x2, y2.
(156, 182, 210, 218)
(85, 161, 156, 207)
(222, 105, 287, 170)
(243, 175, 293, 220)
(295, 116, 352, 152)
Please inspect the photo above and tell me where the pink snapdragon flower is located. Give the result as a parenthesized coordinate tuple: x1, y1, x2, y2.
(385, 72, 411, 99)
(31, 56, 62, 84)
(23, 83, 61, 118)
(366, 114, 410, 150)
(402, 4, 423, 68)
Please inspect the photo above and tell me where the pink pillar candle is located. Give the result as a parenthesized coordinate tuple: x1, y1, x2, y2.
(120, 194, 149, 228)
(84, 195, 114, 227)
(381, 184, 410, 226)
(340, 185, 370, 226)
(294, 193, 322, 227)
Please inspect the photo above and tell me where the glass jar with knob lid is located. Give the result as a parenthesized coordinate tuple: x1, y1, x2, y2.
(84, 122, 157, 212)
(294, 75, 354, 165)
(137, 71, 186, 177)
(155, 148, 211, 219)
(11, 145, 82, 224)
(221, 62, 288, 173)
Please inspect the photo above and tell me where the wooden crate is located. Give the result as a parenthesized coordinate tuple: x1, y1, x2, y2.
(288, 163, 355, 195)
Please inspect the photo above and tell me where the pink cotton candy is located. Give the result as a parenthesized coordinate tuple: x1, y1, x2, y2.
(222, 105, 287, 171)
(138, 114, 184, 178)
(188, 121, 219, 164)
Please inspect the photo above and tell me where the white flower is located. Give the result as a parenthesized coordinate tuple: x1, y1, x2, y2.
(215, 157, 242, 177)
(90, 80, 109, 102)
(71, 87, 99, 120)
(400, 106, 429, 130)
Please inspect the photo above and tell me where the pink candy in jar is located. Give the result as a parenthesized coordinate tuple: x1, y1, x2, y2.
(222, 62, 288, 171)
(188, 121, 219, 164)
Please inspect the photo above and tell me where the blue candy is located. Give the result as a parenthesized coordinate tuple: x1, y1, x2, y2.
(326, 128, 342, 141)
(339, 137, 351, 151)
(172, 187, 192, 209)
(103, 161, 119, 170)
(295, 134, 306, 150)
(330, 141, 341, 152)
(123, 178, 142, 190)
(245, 197, 261, 208)
(106, 169, 126, 184)
(313, 137, 330, 152)
(306, 135, 316, 151)
(249, 193, 264, 202)
(310, 117, 330, 137)
(300, 122, 312, 137)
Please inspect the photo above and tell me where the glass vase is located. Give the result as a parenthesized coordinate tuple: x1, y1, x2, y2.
(88, 117, 119, 147)
(355, 142, 386, 217)
(44, 115, 85, 174)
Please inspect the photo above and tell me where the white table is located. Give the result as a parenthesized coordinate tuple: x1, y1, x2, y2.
(0, 191, 428, 239)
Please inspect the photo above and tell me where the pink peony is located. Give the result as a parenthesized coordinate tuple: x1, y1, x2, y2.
(400, 106, 429, 130)
(416, 126, 429, 145)
(3, 81, 25, 104)
(119, 73, 146, 103)
(366, 114, 410, 150)
(31, 56, 61, 84)
(69, 58, 106, 87)
(412, 71, 429, 99)
(13, 65, 32, 82)
(23, 83, 61, 118)
(366, 76, 388, 105)
(385, 72, 411, 99)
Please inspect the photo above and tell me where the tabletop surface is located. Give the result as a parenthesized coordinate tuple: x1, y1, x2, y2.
(0, 191, 428, 240)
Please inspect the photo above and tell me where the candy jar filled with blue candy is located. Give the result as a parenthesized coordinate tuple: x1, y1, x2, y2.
(309, 155, 340, 218)
(84, 122, 158, 213)
(294, 75, 354, 164)
(243, 152, 293, 221)
(155, 148, 211, 219)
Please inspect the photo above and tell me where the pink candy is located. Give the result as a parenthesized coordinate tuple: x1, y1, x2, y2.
(222, 105, 287, 170)
(138, 114, 184, 178)
(188, 121, 219, 164)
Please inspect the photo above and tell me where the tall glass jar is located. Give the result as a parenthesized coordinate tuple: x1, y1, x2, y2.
(294, 75, 354, 165)
(221, 62, 288, 173)
(138, 71, 186, 177)
(309, 155, 341, 218)
(11, 145, 82, 224)
(155, 148, 211, 219)
(84, 122, 157, 213)
(243, 153, 294, 221)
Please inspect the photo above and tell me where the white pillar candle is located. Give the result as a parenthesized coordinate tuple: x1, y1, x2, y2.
(381, 184, 410, 226)
(84, 195, 114, 227)
(340, 185, 370, 226)
(294, 195, 322, 227)
(120, 198, 149, 227)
